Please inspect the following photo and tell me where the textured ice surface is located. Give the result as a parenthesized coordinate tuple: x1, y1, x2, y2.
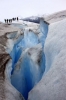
(28, 19, 66, 100)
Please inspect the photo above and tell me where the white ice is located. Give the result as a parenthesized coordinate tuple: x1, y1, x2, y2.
(28, 19, 66, 100)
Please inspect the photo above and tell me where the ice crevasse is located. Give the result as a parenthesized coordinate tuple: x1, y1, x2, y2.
(8, 20, 49, 100)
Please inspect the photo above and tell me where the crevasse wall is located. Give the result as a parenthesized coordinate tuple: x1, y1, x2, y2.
(28, 19, 66, 100)
(44, 19, 66, 73)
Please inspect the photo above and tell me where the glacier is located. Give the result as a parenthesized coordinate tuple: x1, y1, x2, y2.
(0, 10, 66, 100)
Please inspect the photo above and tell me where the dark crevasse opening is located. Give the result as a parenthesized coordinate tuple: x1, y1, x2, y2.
(20, 56, 34, 99)
(22, 52, 46, 99)
(10, 21, 48, 100)
(40, 51, 46, 76)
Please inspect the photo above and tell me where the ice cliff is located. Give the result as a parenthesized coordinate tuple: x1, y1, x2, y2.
(0, 10, 66, 100)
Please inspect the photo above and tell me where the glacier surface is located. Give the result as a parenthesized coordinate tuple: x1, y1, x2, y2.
(1, 11, 66, 100)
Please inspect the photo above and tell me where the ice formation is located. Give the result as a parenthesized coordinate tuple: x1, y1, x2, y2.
(10, 20, 48, 100)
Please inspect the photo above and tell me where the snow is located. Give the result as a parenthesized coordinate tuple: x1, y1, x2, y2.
(44, 10, 66, 24)
(28, 18, 66, 100)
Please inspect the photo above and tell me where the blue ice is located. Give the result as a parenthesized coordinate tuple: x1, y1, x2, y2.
(11, 52, 45, 100)
(19, 31, 39, 48)
(10, 20, 48, 100)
